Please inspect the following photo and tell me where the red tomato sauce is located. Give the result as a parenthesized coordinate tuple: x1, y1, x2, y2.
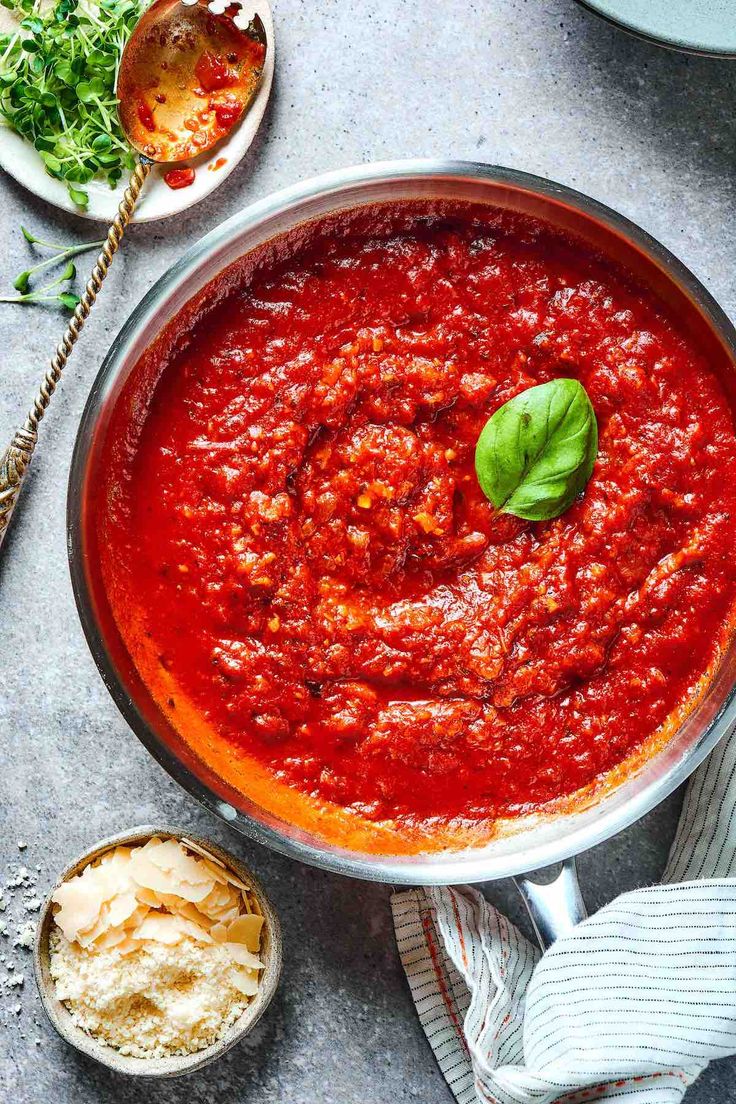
(98, 204, 736, 839)
(164, 167, 196, 190)
(195, 50, 238, 92)
(137, 100, 156, 132)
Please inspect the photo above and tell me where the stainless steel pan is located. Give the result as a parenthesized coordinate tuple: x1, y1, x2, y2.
(67, 161, 736, 944)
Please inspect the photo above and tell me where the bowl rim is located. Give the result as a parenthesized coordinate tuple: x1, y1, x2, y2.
(573, 0, 736, 58)
(34, 824, 282, 1078)
(67, 158, 736, 885)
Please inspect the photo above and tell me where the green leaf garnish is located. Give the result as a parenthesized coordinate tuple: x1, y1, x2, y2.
(67, 186, 89, 207)
(2, 224, 104, 311)
(475, 378, 598, 521)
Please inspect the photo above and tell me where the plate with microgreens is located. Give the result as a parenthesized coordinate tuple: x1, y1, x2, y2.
(0, 0, 274, 223)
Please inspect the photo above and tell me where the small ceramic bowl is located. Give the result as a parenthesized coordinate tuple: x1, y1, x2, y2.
(34, 824, 282, 1077)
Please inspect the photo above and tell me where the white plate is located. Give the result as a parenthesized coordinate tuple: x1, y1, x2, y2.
(0, 0, 274, 223)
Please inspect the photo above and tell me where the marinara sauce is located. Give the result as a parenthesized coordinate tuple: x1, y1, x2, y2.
(99, 205, 736, 840)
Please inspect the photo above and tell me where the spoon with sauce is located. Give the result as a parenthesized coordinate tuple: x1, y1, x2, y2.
(118, 0, 267, 190)
(0, 0, 267, 549)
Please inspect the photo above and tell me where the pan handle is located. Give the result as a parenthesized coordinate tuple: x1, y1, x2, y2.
(513, 857, 587, 950)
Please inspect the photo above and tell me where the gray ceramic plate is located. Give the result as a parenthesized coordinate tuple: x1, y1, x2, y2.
(576, 0, 736, 57)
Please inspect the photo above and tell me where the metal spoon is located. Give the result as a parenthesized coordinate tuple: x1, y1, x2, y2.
(0, 0, 267, 550)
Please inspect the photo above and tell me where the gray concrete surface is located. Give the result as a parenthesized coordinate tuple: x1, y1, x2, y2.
(1, 1, 735, 1100)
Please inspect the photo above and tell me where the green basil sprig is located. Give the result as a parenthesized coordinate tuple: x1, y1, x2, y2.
(474, 378, 598, 521)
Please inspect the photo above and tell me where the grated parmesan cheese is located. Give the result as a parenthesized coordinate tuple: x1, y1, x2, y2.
(50, 929, 248, 1058)
(47, 836, 265, 1058)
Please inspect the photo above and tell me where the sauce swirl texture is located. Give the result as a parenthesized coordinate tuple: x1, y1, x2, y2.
(99, 206, 736, 843)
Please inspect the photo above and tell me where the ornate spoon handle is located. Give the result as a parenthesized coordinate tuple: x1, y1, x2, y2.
(0, 158, 152, 552)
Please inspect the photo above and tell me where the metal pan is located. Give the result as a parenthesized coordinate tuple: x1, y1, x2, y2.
(67, 161, 736, 944)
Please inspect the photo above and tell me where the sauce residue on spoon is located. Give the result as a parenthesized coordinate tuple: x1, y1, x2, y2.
(118, 0, 266, 162)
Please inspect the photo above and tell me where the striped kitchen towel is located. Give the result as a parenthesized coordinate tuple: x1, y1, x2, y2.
(391, 725, 736, 1104)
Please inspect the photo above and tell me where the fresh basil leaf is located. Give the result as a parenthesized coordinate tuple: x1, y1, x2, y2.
(474, 377, 598, 521)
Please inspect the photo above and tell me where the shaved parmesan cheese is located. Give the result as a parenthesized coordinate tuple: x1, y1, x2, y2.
(117, 936, 142, 956)
(75, 906, 114, 949)
(52, 868, 110, 942)
(123, 904, 150, 930)
(106, 890, 140, 930)
(135, 886, 162, 908)
(200, 859, 230, 886)
(162, 897, 216, 929)
(146, 839, 214, 886)
(180, 837, 225, 867)
(222, 942, 263, 969)
(205, 859, 250, 893)
(227, 914, 264, 953)
(181, 839, 251, 892)
(93, 926, 128, 952)
(134, 913, 188, 945)
(230, 967, 259, 996)
(210, 922, 228, 943)
(198, 881, 242, 922)
(173, 916, 214, 944)
(128, 850, 214, 904)
(49, 835, 265, 1058)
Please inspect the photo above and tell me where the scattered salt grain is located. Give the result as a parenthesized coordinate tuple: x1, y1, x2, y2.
(7, 867, 31, 889)
(1, 851, 40, 1025)
(14, 922, 35, 950)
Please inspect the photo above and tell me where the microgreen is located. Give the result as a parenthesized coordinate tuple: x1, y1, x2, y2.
(1, 224, 104, 309)
(0, 0, 143, 206)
